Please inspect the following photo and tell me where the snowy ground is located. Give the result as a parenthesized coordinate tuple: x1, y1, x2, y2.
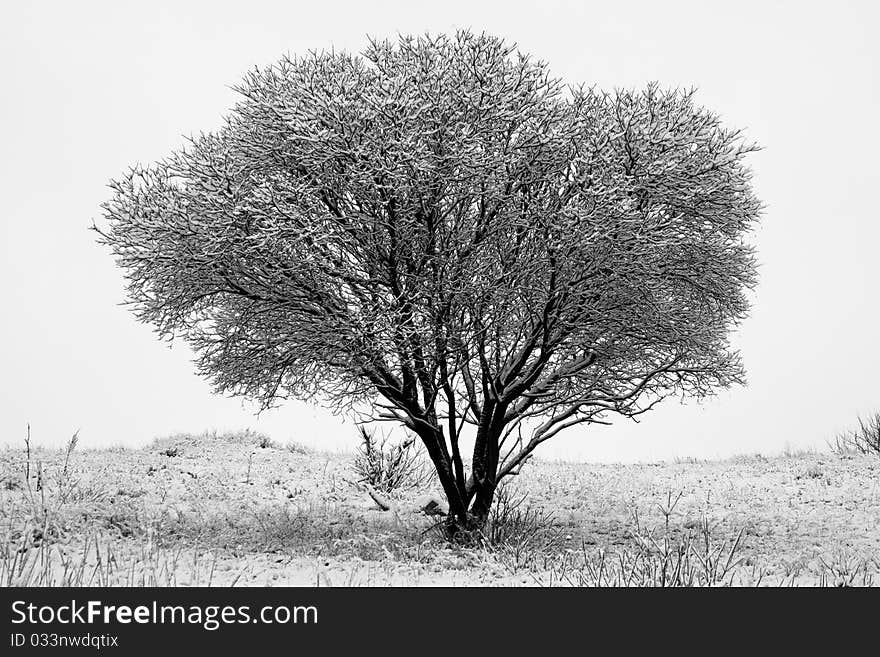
(2, 431, 878, 586)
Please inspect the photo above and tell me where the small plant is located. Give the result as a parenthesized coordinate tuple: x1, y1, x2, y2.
(245, 452, 255, 485)
(829, 412, 880, 456)
(21, 426, 80, 535)
(523, 491, 751, 587)
(798, 465, 824, 480)
(481, 484, 562, 571)
(782, 443, 817, 458)
(483, 484, 554, 544)
(352, 427, 431, 496)
(285, 441, 312, 455)
(817, 550, 876, 587)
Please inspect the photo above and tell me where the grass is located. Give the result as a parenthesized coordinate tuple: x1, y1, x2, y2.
(1, 428, 226, 586)
(0, 429, 451, 585)
(2, 428, 879, 586)
(515, 491, 752, 587)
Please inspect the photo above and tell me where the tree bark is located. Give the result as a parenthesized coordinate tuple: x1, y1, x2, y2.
(467, 405, 507, 526)
(412, 424, 469, 525)
(411, 408, 510, 538)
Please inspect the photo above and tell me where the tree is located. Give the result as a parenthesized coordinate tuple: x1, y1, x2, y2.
(96, 32, 762, 532)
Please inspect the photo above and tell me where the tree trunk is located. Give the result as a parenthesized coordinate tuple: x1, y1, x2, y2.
(467, 404, 506, 527)
(413, 415, 507, 540)
(412, 424, 469, 526)
(469, 482, 496, 525)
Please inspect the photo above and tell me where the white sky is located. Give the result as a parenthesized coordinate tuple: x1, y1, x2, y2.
(1, 1, 878, 461)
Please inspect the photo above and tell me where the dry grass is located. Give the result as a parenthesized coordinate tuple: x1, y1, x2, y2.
(512, 491, 753, 587)
(2, 429, 879, 586)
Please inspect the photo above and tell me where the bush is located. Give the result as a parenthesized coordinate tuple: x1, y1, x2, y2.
(830, 412, 880, 456)
(480, 484, 562, 571)
(484, 484, 558, 546)
(352, 427, 431, 495)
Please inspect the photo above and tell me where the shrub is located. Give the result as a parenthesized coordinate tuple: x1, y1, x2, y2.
(352, 427, 431, 495)
(285, 441, 312, 455)
(830, 412, 880, 456)
(479, 484, 562, 571)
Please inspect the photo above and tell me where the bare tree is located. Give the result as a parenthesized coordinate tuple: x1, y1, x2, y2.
(95, 32, 762, 533)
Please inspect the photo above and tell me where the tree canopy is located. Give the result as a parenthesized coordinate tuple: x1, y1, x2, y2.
(97, 32, 762, 527)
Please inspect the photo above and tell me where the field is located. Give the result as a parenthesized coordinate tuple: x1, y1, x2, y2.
(2, 430, 879, 587)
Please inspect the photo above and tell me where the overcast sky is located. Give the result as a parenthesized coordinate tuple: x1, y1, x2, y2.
(1, 1, 878, 462)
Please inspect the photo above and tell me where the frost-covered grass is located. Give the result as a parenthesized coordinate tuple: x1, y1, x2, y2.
(1, 431, 878, 586)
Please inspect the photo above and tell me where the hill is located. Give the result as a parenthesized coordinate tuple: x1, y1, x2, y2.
(2, 431, 878, 586)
